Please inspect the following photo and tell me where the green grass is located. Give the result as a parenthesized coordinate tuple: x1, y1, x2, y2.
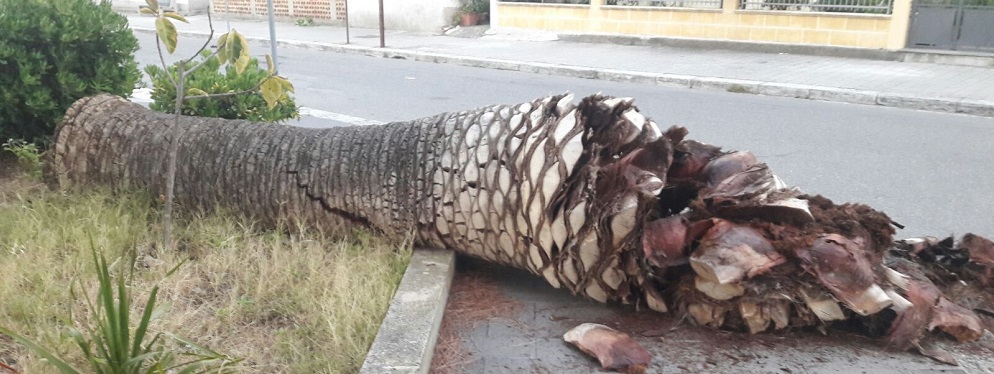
(0, 169, 411, 373)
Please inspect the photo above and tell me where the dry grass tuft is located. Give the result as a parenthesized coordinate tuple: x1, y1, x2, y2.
(0, 164, 410, 374)
(430, 268, 522, 374)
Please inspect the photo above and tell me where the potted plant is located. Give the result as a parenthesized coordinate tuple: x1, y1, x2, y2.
(460, 0, 489, 26)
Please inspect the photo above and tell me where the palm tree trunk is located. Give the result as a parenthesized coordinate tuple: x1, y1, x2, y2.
(49, 94, 992, 352)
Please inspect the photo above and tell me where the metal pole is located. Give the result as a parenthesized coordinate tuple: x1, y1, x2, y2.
(267, 0, 279, 74)
(377, 0, 385, 48)
(225, 0, 230, 30)
(344, 0, 350, 44)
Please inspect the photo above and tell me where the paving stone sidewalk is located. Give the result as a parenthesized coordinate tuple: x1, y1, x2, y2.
(127, 14, 994, 116)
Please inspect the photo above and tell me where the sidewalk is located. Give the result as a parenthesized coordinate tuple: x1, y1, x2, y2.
(126, 14, 994, 117)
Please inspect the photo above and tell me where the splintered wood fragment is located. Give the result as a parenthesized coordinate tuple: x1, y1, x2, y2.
(644, 285, 669, 313)
(799, 287, 846, 322)
(961, 233, 994, 284)
(796, 234, 892, 316)
(687, 303, 728, 328)
(700, 151, 759, 187)
(713, 195, 815, 225)
(739, 301, 771, 334)
(961, 233, 994, 266)
(642, 216, 689, 268)
(667, 140, 721, 180)
(694, 276, 745, 301)
(690, 219, 784, 284)
(930, 297, 984, 342)
(916, 342, 959, 366)
(563, 323, 652, 374)
(884, 258, 941, 351)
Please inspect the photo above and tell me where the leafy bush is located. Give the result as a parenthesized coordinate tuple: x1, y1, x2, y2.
(2, 139, 44, 179)
(0, 0, 141, 143)
(462, 0, 491, 13)
(146, 52, 299, 123)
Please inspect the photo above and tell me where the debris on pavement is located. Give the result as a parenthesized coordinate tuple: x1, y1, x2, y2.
(563, 323, 652, 374)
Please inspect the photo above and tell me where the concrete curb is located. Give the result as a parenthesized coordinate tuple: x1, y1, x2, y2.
(132, 27, 994, 118)
(360, 248, 456, 374)
(557, 33, 899, 61)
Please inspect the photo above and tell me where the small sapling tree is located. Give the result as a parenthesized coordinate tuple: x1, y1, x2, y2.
(141, 0, 294, 250)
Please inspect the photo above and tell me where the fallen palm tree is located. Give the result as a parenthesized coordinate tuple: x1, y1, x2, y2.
(49, 94, 993, 364)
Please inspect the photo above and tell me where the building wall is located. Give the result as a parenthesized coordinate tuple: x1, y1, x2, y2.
(111, 0, 211, 14)
(209, 0, 460, 33)
(496, 0, 913, 50)
(346, 0, 461, 33)
(210, 0, 337, 19)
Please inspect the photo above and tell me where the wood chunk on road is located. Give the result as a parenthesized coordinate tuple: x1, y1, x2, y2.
(563, 323, 652, 374)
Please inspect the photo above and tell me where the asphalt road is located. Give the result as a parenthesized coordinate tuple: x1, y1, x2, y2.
(134, 33, 994, 240)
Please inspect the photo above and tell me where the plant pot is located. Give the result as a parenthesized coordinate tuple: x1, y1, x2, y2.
(460, 12, 479, 27)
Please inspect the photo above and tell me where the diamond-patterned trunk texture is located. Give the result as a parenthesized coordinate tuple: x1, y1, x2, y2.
(49, 94, 994, 354)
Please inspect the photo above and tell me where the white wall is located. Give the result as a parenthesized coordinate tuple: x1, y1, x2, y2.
(110, 0, 210, 15)
(348, 0, 462, 34)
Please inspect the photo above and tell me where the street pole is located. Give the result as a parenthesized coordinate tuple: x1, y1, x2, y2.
(378, 0, 385, 48)
(267, 0, 279, 74)
(344, 0, 350, 44)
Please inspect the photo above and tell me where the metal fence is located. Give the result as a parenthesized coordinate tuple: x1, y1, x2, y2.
(603, 0, 724, 9)
(498, 0, 592, 4)
(739, 0, 893, 13)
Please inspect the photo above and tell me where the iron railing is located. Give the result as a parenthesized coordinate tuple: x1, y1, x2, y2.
(498, 0, 592, 4)
(604, 0, 723, 9)
(739, 0, 893, 13)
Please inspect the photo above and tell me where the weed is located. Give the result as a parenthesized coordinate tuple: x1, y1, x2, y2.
(1, 139, 42, 179)
(726, 84, 751, 94)
(0, 246, 240, 374)
(0, 172, 410, 373)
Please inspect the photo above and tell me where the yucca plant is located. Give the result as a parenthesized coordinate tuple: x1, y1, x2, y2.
(0, 244, 240, 374)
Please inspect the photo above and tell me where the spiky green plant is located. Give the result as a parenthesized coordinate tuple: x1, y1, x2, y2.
(0, 244, 240, 374)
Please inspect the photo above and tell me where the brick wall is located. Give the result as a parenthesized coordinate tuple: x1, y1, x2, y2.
(334, 0, 347, 21)
(213, 0, 335, 19)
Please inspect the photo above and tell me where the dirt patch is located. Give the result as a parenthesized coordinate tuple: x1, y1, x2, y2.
(0, 154, 20, 187)
(0, 334, 20, 373)
(0, 154, 44, 205)
(431, 256, 524, 374)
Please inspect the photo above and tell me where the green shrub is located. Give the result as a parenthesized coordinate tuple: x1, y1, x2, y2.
(146, 52, 299, 123)
(2, 139, 44, 179)
(0, 0, 141, 144)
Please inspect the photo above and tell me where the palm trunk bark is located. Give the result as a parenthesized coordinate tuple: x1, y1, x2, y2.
(49, 94, 992, 353)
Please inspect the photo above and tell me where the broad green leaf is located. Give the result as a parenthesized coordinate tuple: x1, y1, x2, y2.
(163, 11, 189, 23)
(140, 7, 156, 15)
(145, 0, 159, 12)
(224, 30, 244, 66)
(186, 88, 209, 97)
(277, 77, 295, 93)
(260, 78, 281, 109)
(215, 32, 229, 63)
(265, 54, 275, 75)
(155, 17, 178, 54)
(232, 32, 251, 74)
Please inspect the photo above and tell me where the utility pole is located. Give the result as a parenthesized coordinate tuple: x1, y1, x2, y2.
(378, 0, 385, 48)
(344, 0, 350, 44)
(267, 0, 279, 74)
